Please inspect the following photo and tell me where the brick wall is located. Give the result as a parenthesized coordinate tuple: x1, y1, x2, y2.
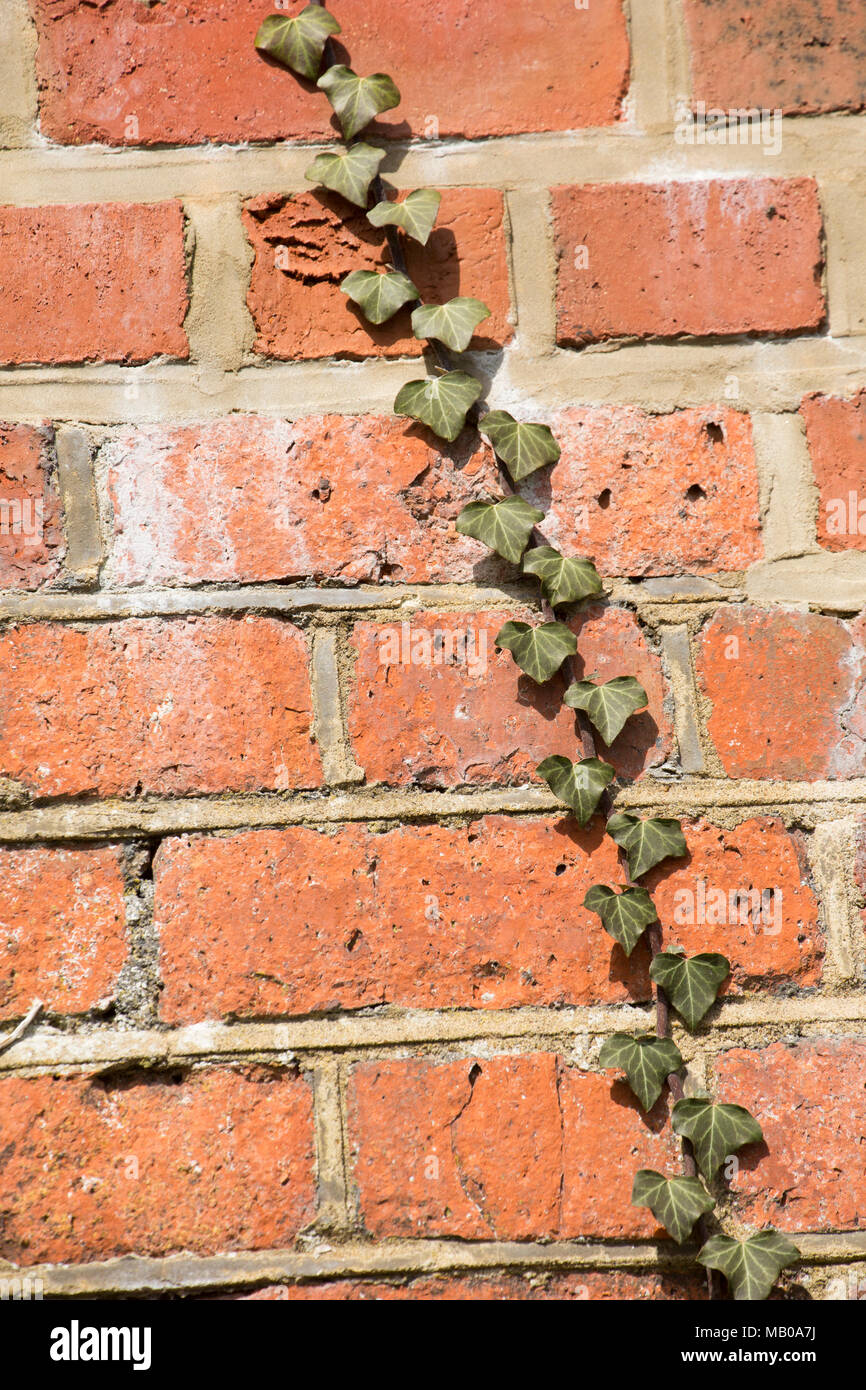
(1, 0, 866, 1301)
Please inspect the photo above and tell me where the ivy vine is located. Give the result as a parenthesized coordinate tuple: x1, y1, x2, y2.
(255, 0, 800, 1302)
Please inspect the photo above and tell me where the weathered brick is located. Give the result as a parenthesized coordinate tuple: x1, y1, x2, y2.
(0, 424, 63, 589)
(105, 415, 500, 587)
(0, 203, 188, 366)
(244, 190, 510, 361)
(347, 604, 671, 787)
(105, 409, 761, 584)
(801, 391, 866, 552)
(0, 846, 128, 1021)
(0, 1066, 316, 1265)
(715, 1040, 866, 1232)
(221, 1270, 707, 1300)
(684, 0, 866, 115)
(522, 408, 761, 576)
(553, 179, 824, 345)
(349, 1054, 678, 1241)
(697, 607, 866, 779)
(31, 0, 629, 145)
(155, 816, 818, 1022)
(0, 617, 320, 798)
(646, 816, 821, 991)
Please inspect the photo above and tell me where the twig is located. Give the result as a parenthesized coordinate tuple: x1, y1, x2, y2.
(0, 998, 43, 1055)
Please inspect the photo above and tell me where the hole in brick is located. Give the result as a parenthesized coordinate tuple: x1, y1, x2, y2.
(345, 928, 362, 953)
(555, 863, 567, 876)
(94, 1066, 190, 1092)
(468, 1062, 482, 1086)
(597, 488, 612, 509)
(686, 484, 707, 503)
(474, 960, 507, 979)
(704, 422, 724, 444)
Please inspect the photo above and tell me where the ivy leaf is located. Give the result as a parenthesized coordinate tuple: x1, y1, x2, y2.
(495, 620, 577, 684)
(304, 143, 386, 208)
(254, 5, 341, 81)
(606, 812, 687, 879)
(411, 298, 491, 353)
(317, 65, 401, 140)
(583, 884, 658, 956)
(564, 676, 649, 745)
(455, 496, 543, 564)
(598, 1033, 683, 1112)
(698, 1232, 800, 1302)
(479, 411, 561, 483)
(522, 547, 602, 607)
(672, 1099, 763, 1182)
(649, 950, 730, 1030)
(631, 1170, 715, 1245)
(536, 756, 614, 827)
(368, 189, 442, 246)
(395, 371, 483, 442)
(341, 269, 418, 324)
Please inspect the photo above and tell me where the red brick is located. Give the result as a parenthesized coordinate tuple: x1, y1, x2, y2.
(0, 424, 63, 589)
(697, 607, 866, 779)
(715, 1040, 866, 1232)
(553, 179, 824, 345)
(347, 604, 671, 787)
(0, 1066, 315, 1265)
(105, 415, 500, 587)
(0, 846, 127, 1021)
(0, 617, 320, 798)
(244, 190, 510, 361)
(155, 816, 817, 1022)
(521, 407, 761, 576)
(684, 0, 866, 115)
(645, 817, 821, 992)
(0, 203, 188, 366)
(349, 1054, 678, 1241)
(220, 1270, 707, 1300)
(801, 391, 866, 552)
(104, 409, 761, 584)
(31, 0, 629, 146)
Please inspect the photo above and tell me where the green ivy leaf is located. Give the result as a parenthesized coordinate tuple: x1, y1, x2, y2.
(672, 1099, 763, 1182)
(649, 950, 730, 1030)
(305, 143, 386, 208)
(254, 4, 341, 81)
(395, 371, 483, 442)
(598, 1033, 683, 1112)
(606, 812, 687, 879)
(698, 1232, 800, 1302)
(536, 756, 614, 827)
(583, 884, 658, 956)
(340, 269, 418, 324)
(411, 297, 491, 352)
(455, 496, 542, 564)
(564, 676, 648, 746)
(495, 620, 577, 684)
(317, 65, 401, 140)
(368, 189, 442, 246)
(521, 547, 602, 607)
(479, 411, 561, 482)
(631, 1170, 715, 1245)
